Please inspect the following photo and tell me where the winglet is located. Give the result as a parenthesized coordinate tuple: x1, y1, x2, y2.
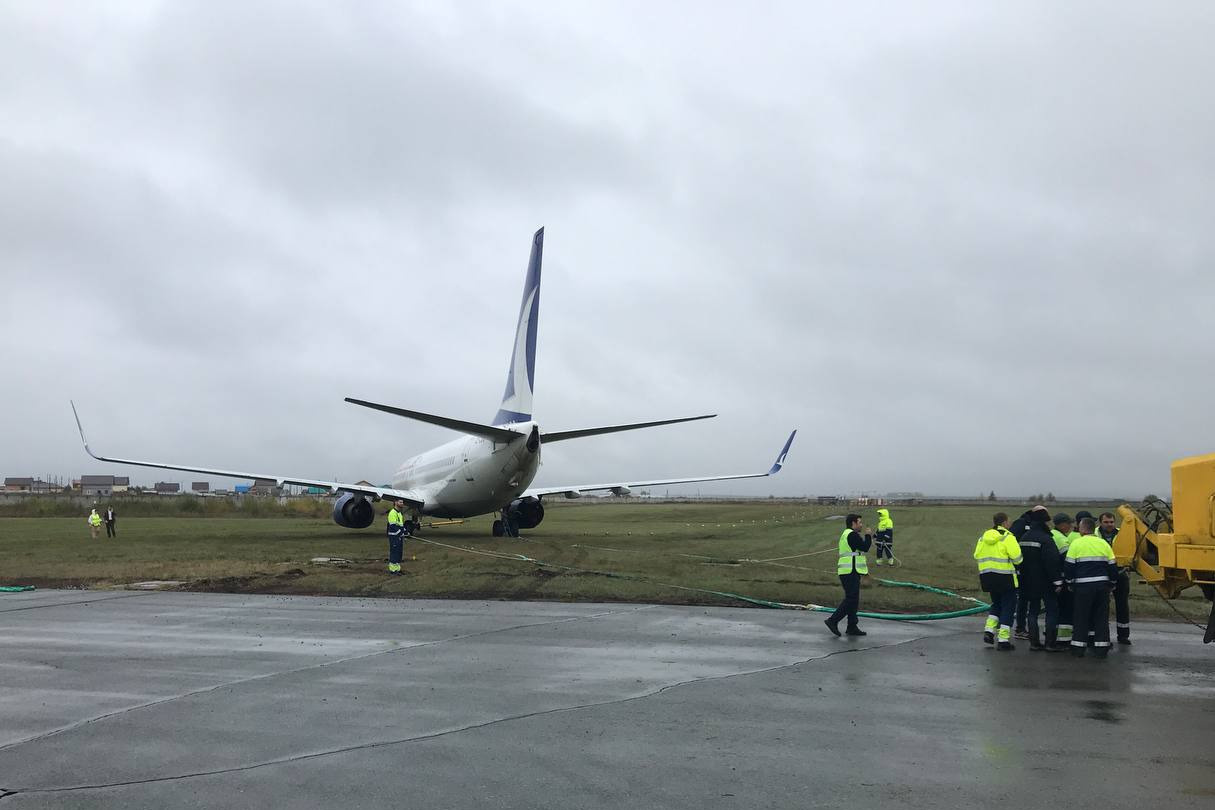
(767, 430, 797, 475)
(70, 400, 101, 460)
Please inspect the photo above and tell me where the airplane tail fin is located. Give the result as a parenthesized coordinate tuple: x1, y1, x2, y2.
(493, 227, 543, 425)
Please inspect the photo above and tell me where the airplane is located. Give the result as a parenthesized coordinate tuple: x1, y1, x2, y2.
(72, 228, 797, 537)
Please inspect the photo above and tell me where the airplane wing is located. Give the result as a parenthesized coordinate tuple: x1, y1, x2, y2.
(523, 429, 797, 499)
(71, 402, 424, 508)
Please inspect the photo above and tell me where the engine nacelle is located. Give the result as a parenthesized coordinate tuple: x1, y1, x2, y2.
(506, 496, 545, 529)
(332, 492, 375, 529)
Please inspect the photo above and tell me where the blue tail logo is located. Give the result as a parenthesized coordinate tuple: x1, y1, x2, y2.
(493, 228, 544, 425)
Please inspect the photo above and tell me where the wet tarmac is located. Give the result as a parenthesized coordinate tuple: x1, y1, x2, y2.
(0, 589, 1212, 808)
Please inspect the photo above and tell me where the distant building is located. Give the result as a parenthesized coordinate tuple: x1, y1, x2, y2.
(154, 482, 181, 494)
(191, 482, 210, 494)
(4, 477, 34, 492)
(81, 475, 115, 497)
(234, 484, 252, 495)
(112, 476, 130, 494)
(815, 496, 842, 505)
(249, 478, 281, 496)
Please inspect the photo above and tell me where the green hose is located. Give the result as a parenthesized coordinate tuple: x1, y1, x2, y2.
(805, 577, 990, 620)
(413, 537, 987, 620)
(0, 585, 35, 592)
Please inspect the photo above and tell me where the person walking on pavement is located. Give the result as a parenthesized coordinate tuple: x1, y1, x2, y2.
(1064, 516, 1118, 659)
(386, 499, 408, 575)
(1011, 504, 1049, 639)
(1097, 511, 1132, 644)
(1017, 509, 1063, 651)
(825, 514, 872, 637)
(87, 508, 102, 539)
(974, 512, 1024, 651)
(104, 506, 116, 538)
(874, 508, 895, 565)
(1051, 513, 1080, 649)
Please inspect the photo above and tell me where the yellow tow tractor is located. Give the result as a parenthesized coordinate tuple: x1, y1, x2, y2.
(1112, 452, 1215, 643)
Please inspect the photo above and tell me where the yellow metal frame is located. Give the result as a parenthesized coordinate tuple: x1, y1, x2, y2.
(1113, 452, 1215, 599)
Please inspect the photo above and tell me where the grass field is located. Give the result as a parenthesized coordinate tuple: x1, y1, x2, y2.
(0, 501, 1209, 622)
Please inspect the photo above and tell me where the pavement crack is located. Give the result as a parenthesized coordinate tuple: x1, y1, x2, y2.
(0, 591, 155, 614)
(7, 630, 925, 796)
(0, 605, 646, 756)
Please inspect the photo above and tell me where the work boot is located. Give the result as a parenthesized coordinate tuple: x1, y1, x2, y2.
(1070, 645, 1086, 658)
(1014, 626, 1029, 640)
(845, 626, 867, 637)
(1029, 630, 1044, 651)
(1093, 648, 1109, 660)
(824, 618, 841, 637)
(1044, 629, 1064, 652)
(997, 641, 1015, 651)
(1117, 633, 1132, 645)
(983, 631, 995, 645)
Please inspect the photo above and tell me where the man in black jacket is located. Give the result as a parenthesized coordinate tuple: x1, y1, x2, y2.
(1018, 509, 1063, 651)
(825, 514, 872, 637)
(1094, 511, 1132, 645)
(1010, 505, 1048, 638)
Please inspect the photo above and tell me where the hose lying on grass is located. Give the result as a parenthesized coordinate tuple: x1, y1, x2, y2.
(0, 585, 36, 593)
(411, 537, 989, 621)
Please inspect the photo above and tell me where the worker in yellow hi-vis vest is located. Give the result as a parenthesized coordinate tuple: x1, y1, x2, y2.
(974, 512, 1024, 651)
(874, 508, 895, 565)
(824, 514, 872, 637)
(87, 508, 102, 540)
(386, 500, 407, 575)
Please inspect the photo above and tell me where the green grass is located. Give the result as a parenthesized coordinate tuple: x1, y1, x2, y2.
(0, 501, 1209, 622)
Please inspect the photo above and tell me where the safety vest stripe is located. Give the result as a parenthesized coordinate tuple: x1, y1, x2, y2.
(1020, 541, 1041, 548)
(1072, 575, 1111, 583)
(977, 567, 1016, 575)
(975, 556, 1012, 563)
(1070, 555, 1110, 563)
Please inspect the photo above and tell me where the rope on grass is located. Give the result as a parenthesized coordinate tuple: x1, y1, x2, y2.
(411, 537, 989, 620)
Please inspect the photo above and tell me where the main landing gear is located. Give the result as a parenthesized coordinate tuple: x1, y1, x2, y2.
(492, 509, 520, 538)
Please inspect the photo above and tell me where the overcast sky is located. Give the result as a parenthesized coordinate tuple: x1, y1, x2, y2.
(3, 2, 1213, 499)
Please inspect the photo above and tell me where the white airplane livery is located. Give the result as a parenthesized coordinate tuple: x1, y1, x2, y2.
(73, 228, 796, 536)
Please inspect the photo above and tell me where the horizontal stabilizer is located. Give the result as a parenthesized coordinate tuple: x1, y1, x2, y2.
(541, 414, 716, 444)
(524, 429, 797, 499)
(70, 401, 423, 507)
(344, 397, 524, 442)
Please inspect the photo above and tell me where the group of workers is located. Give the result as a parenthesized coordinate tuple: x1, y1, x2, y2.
(975, 506, 1130, 657)
(824, 505, 1132, 656)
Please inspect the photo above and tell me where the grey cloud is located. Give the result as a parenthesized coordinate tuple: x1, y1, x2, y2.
(2, 2, 1213, 500)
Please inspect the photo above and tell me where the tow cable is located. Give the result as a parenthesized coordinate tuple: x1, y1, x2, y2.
(411, 537, 989, 621)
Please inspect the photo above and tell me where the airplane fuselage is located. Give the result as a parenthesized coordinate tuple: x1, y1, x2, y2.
(392, 422, 541, 518)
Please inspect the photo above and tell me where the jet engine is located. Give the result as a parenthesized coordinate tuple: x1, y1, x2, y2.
(332, 492, 375, 529)
(507, 496, 545, 529)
